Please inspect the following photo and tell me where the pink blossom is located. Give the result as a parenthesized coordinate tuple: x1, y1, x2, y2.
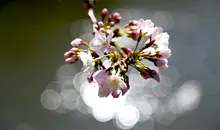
(150, 27, 169, 48)
(92, 70, 128, 98)
(141, 47, 156, 56)
(78, 50, 95, 73)
(71, 38, 86, 46)
(89, 30, 115, 56)
(156, 47, 171, 58)
(137, 19, 155, 36)
(154, 58, 168, 69)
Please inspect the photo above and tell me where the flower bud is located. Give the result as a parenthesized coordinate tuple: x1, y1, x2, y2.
(128, 20, 138, 26)
(64, 51, 74, 59)
(154, 58, 168, 67)
(121, 47, 132, 55)
(98, 21, 104, 27)
(159, 64, 168, 69)
(112, 12, 120, 19)
(140, 71, 151, 80)
(71, 38, 86, 46)
(108, 15, 112, 23)
(110, 21, 115, 27)
(65, 57, 78, 64)
(115, 16, 121, 24)
(127, 30, 139, 40)
(148, 69, 160, 82)
(101, 8, 108, 20)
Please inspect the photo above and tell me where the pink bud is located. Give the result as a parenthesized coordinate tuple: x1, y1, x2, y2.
(149, 69, 160, 82)
(106, 26, 111, 29)
(65, 57, 78, 64)
(159, 64, 168, 70)
(71, 38, 82, 46)
(101, 8, 108, 20)
(94, 24, 99, 30)
(108, 15, 112, 23)
(110, 21, 115, 27)
(155, 58, 168, 67)
(128, 20, 138, 26)
(140, 71, 151, 80)
(121, 47, 132, 55)
(129, 31, 139, 40)
(115, 16, 121, 24)
(98, 21, 104, 27)
(112, 12, 120, 19)
(64, 51, 73, 58)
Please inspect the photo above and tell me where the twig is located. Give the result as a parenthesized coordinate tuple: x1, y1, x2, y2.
(88, 8, 97, 34)
(84, 0, 97, 34)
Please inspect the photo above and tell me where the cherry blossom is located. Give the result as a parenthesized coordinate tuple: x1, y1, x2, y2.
(92, 69, 129, 98)
(78, 50, 95, 73)
(89, 30, 115, 56)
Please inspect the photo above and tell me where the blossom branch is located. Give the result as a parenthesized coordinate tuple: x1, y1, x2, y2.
(64, 3, 172, 98)
(84, 0, 97, 34)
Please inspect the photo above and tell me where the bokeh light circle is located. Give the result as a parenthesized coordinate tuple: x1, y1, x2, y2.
(40, 89, 62, 110)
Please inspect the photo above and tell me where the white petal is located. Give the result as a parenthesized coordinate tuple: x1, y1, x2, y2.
(78, 52, 88, 64)
(151, 27, 163, 40)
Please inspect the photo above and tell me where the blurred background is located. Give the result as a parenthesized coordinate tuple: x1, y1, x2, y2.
(1, 0, 220, 130)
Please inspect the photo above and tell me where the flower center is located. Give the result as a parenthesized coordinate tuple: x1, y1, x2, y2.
(109, 76, 119, 85)
(102, 42, 108, 47)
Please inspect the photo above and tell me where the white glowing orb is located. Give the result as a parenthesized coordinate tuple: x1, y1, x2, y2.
(40, 89, 62, 110)
(161, 66, 180, 85)
(155, 101, 176, 125)
(81, 81, 99, 108)
(56, 64, 79, 84)
(115, 105, 140, 129)
(76, 97, 91, 115)
(136, 99, 153, 121)
(61, 89, 79, 110)
(73, 72, 88, 92)
(60, 80, 74, 92)
(176, 80, 201, 112)
(142, 94, 159, 114)
(92, 95, 127, 122)
(152, 76, 173, 97)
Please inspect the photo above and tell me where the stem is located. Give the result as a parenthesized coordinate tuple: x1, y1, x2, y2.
(130, 64, 138, 70)
(137, 40, 155, 54)
(137, 61, 148, 69)
(134, 34, 142, 51)
(114, 42, 127, 57)
(88, 8, 97, 34)
(134, 40, 140, 52)
(93, 54, 109, 62)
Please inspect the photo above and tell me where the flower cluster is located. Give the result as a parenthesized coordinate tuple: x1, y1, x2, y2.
(64, 7, 171, 98)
